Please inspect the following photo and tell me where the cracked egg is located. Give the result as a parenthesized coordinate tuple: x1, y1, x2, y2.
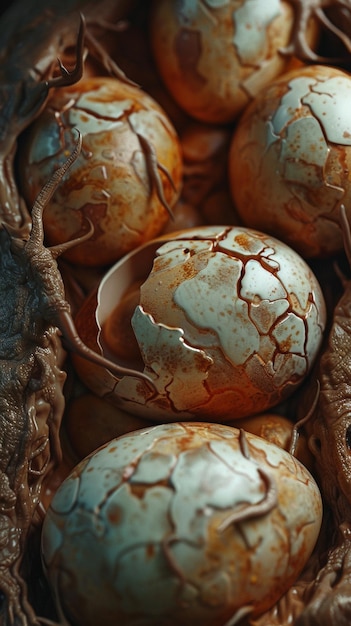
(41, 422, 323, 626)
(72, 225, 326, 421)
(18, 76, 183, 266)
(229, 63, 351, 258)
(149, 0, 309, 124)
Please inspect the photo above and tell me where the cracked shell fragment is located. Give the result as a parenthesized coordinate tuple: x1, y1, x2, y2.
(229, 64, 351, 258)
(100, 225, 326, 421)
(41, 422, 323, 626)
(18, 76, 183, 266)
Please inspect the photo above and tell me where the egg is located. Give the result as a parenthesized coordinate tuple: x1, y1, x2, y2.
(72, 225, 326, 421)
(231, 412, 315, 473)
(149, 0, 310, 124)
(41, 422, 323, 626)
(177, 121, 239, 224)
(18, 76, 183, 266)
(228, 63, 351, 258)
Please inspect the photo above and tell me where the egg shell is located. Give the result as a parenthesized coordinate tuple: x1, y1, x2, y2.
(149, 0, 305, 123)
(19, 77, 183, 266)
(41, 422, 323, 626)
(229, 64, 351, 258)
(72, 226, 327, 421)
(71, 225, 327, 422)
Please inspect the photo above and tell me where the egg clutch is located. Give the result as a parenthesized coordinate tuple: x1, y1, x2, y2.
(10, 0, 351, 624)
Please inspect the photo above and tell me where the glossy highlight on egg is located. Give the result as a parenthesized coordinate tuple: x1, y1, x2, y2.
(41, 422, 323, 626)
